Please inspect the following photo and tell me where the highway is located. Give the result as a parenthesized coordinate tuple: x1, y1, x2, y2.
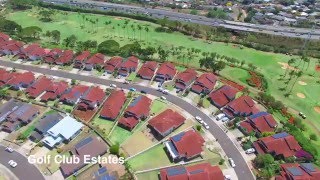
(41, 0, 320, 40)
(0, 59, 255, 180)
(0, 145, 45, 180)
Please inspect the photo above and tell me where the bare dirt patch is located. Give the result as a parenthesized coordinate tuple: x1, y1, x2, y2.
(296, 93, 305, 98)
(298, 81, 307, 85)
(114, 17, 122, 20)
(314, 106, 320, 114)
(277, 62, 298, 71)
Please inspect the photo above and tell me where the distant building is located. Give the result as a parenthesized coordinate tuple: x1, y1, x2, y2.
(175, 68, 197, 90)
(276, 163, 320, 180)
(239, 112, 277, 136)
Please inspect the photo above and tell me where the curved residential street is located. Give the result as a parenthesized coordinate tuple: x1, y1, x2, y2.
(0, 59, 255, 180)
(0, 145, 45, 180)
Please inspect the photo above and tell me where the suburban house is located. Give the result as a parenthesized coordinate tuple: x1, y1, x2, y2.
(164, 129, 205, 161)
(0, 33, 10, 42)
(191, 73, 217, 94)
(154, 62, 177, 82)
(2, 103, 39, 133)
(160, 163, 224, 180)
(100, 90, 126, 120)
(118, 56, 139, 76)
(209, 85, 239, 108)
(60, 85, 90, 105)
(104, 56, 123, 74)
(93, 167, 117, 180)
(6, 71, 35, 90)
(42, 116, 84, 148)
(77, 86, 105, 110)
(40, 81, 69, 102)
(60, 136, 107, 177)
(73, 51, 91, 68)
(137, 61, 158, 80)
(55, 50, 74, 65)
(84, 53, 105, 71)
(26, 76, 53, 99)
(29, 113, 64, 142)
(276, 163, 320, 180)
(175, 68, 198, 90)
(16, 44, 40, 59)
(223, 95, 260, 119)
(44, 48, 63, 64)
(1, 40, 24, 55)
(118, 95, 152, 131)
(148, 109, 186, 138)
(239, 112, 278, 136)
(0, 70, 15, 87)
(27, 46, 46, 61)
(253, 132, 302, 159)
(0, 99, 23, 124)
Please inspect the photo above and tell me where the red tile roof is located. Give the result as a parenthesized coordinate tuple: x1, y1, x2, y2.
(6, 71, 35, 86)
(104, 56, 123, 72)
(100, 90, 126, 120)
(118, 116, 139, 130)
(44, 48, 63, 63)
(125, 95, 152, 119)
(0, 70, 14, 84)
(209, 85, 239, 108)
(28, 46, 46, 58)
(191, 73, 217, 93)
(26, 76, 53, 98)
(74, 51, 91, 62)
(119, 56, 139, 69)
(23, 44, 40, 55)
(160, 163, 224, 180)
(0, 33, 10, 42)
(156, 62, 177, 78)
(253, 132, 302, 158)
(55, 50, 74, 64)
(175, 68, 197, 85)
(170, 129, 205, 159)
(2, 40, 23, 52)
(60, 85, 90, 102)
(40, 81, 69, 101)
(148, 109, 185, 136)
(240, 112, 277, 134)
(137, 61, 158, 79)
(224, 96, 259, 118)
(86, 53, 105, 65)
(81, 86, 105, 103)
(275, 163, 320, 180)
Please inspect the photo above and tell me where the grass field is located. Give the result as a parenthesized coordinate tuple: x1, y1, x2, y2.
(136, 171, 159, 180)
(150, 99, 167, 114)
(5, 8, 320, 149)
(109, 125, 134, 144)
(91, 116, 115, 135)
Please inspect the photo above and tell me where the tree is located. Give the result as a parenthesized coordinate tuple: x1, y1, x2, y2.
(38, 10, 54, 22)
(71, 79, 77, 85)
(196, 125, 201, 131)
(211, 61, 226, 73)
(0, 19, 22, 35)
(254, 154, 275, 168)
(19, 26, 42, 40)
(157, 46, 169, 61)
(98, 40, 120, 55)
(50, 30, 61, 44)
(63, 35, 77, 48)
(120, 42, 141, 57)
(0, 89, 8, 99)
(261, 132, 275, 137)
(7, 0, 35, 10)
(110, 143, 120, 155)
(207, 8, 227, 19)
(309, 133, 317, 141)
(288, 71, 303, 93)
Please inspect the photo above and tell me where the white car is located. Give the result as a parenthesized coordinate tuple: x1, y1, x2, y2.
(224, 175, 231, 180)
(123, 80, 129, 84)
(110, 84, 117, 88)
(203, 122, 209, 129)
(228, 158, 236, 168)
(162, 89, 169, 94)
(160, 96, 166, 100)
(5, 147, 14, 153)
(157, 87, 163, 92)
(221, 117, 229, 122)
(195, 116, 204, 124)
(216, 113, 225, 120)
(245, 148, 255, 154)
(8, 160, 17, 168)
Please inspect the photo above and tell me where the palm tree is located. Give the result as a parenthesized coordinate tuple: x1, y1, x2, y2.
(130, 24, 135, 39)
(282, 58, 296, 78)
(288, 71, 303, 93)
(144, 26, 149, 41)
(137, 25, 142, 41)
(117, 23, 121, 37)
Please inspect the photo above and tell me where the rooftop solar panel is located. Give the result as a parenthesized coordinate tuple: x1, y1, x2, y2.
(75, 136, 93, 149)
(172, 132, 185, 142)
(249, 111, 268, 119)
(129, 96, 142, 107)
(301, 163, 316, 172)
(272, 132, 289, 139)
(189, 169, 204, 174)
(167, 166, 187, 176)
(287, 167, 303, 176)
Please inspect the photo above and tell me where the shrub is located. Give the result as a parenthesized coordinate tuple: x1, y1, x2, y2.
(218, 158, 225, 165)
(57, 148, 63, 153)
(309, 133, 318, 141)
(196, 125, 201, 131)
(110, 143, 120, 155)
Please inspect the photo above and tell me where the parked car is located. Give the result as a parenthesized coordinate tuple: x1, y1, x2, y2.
(5, 147, 14, 153)
(162, 89, 169, 94)
(221, 117, 229, 122)
(216, 113, 225, 120)
(195, 116, 204, 124)
(123, 80, 129, 84)
(245, 148, 255, 154)
(161, 96, 166, 100)
(8, 160, 17, 168)
(203, 122, 209, 129)
(157, 87, 163, 92)
(110, 84, 117, 88)
(228, 158, 236, 168)
(224, 175, 231, 180)
(129, 88, 136, 92)
(141, 90, 147, 94)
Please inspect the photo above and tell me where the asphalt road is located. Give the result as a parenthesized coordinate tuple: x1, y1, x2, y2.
(0, 59, 255, 180)
(0, 145, 45, 180)
(41, 0, 320, 40)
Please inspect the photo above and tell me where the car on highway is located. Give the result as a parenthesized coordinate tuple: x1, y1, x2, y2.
(245, 148, 256, 154)
(129, 88, 136, 92)
(203, 122, 209, 129)
(228, 158, 236, 168)
(110, 84, 117, 88)
(195, 116, 204, 124)
(161, 96, 166, 100)
(8, 160, 17, 168)
(5, 147, 14, 153)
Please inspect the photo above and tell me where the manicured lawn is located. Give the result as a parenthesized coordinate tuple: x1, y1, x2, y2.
(91, 116, 115, 136)
(220, 67, 250, 85)
(126, 72, 137, 81)
(109, 126, 133, 144)
(21, 125, 35, 137)
(136, 170, 159, 180)
(61, 104, 74, 113)
(127, 144, 174, 171)
(150, 99, 167, 114)
(202, 97, 211, 108)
